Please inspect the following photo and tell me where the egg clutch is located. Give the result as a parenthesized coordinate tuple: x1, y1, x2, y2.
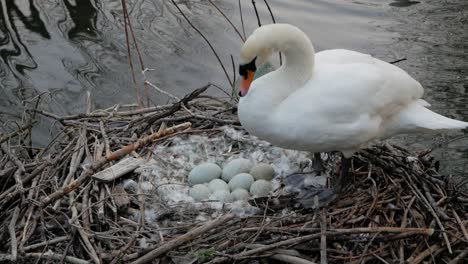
(187, 158, 275, 203)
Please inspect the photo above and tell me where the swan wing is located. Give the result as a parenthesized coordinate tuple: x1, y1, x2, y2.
(270, 50, 425, 150)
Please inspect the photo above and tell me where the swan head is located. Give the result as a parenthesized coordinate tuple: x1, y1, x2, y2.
(238, 27, 275, 97)
(238, 24, 312, 97)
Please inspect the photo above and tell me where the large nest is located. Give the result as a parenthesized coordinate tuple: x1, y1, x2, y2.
(0, 86, 467, 264)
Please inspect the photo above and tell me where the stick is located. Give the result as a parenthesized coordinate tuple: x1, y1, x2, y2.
(452, 209, 468, 241)
(238, 0, 246, 39)
(1, 144, 25, 195)
(142, 84, 209, 129)
(241, 226, 434, 235)
(32, 104, 175, 121)
(0, 121, 35, 145)
(171, 0, 233, 87)
(271, 254, 317, 264)
(0, 159, 51, 207)
(262, 0, 282, 65)
(251, 0, 262, 27)
(70, 192, 100, 264)
(121, 0, 142, 107)
(23, 236, 70, 251)
(39, 122, 191, 208)
(9, 206, 20, 261)
(208, 0, 245, 42)
(404, 172, 452, 253)
(123, 0, 148, 106)
(320, 208, 327, 264)
(389, 57, 406, 64)
(400, 196, 416, 263)
(0, 252, 90, 264)
(231, 227, 434, 259)
(131, 213, 235, 264)
(448, 249, 468, 264)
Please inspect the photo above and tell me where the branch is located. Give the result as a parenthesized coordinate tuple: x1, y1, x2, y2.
(131, 214, 235, 264)
(39, 122, 191, 208)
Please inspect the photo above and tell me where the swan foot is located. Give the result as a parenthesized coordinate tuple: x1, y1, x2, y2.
(313, 152, 324, 173)
(283, 156, 352, 209)
(283, 172, 336, 209)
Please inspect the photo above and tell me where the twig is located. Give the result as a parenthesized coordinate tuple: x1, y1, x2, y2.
(251, 0, 262, 27)
(125, 2, 149, 107)
(358, 232, 380, 264)
(231, 227, 433, 259)
(389, 57, 406, 64)
(9, 206, 20, 261)
(238, 0, 246, 39)
(39, 122, 191, 208)
(262, 0, 282, 65)
(32, 104, 175, 121)
(320, 208, 327, 264)
(99, 121, 111, 157)
(452, 209, 468, 241)
(0, 121, 35, 145)
(271, 254, 317, 264)
(448, 248, 468, 264)
(1, 144, 25, 195)
(263, 0, 276, 23)
(23, 236, 70, 251)
(171, 0, 233, 87)
(407, 243, 441, 264)
(145, 80, 179, 101)
(131, 213, 235, 264)
(121, 0, 142, 106)
(143, 84, 210, 129)
(404, 172, 452, 254)
(241, 227, 434, 235)
(70, 191, 100, 264)
(230, 54, 237, 98)
(0, 252, 90, 264)
(400, 196, 416, 263)
(208, 0, 245, 42)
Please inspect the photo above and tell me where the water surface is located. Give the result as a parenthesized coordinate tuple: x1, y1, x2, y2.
(0, 0, 466, 176)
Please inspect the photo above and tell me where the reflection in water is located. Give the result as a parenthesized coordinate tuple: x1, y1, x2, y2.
(63, 0, 97, 40)
(0, 0, 466, 176)
(8, 0, 50, 39)
(390, 0, 420, 7)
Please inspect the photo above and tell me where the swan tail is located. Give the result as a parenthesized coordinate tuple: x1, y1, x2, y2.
(396, 101, 468, 132)
(391, 100, 468, 133)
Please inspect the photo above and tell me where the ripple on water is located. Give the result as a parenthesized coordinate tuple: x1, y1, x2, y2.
(0, 0, 466, 177)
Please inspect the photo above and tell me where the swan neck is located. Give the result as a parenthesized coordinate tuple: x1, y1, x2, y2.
(281, 46, 314, 86)
(271, 28, 315, 87)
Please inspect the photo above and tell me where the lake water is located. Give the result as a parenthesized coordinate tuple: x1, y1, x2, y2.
(0, 0, 467, 176)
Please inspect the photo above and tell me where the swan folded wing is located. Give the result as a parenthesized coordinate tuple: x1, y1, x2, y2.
(315, 49, 375, 65)
(271, 61, 425, 150)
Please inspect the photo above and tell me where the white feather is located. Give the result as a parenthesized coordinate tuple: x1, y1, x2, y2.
(238, 24, 468, 157)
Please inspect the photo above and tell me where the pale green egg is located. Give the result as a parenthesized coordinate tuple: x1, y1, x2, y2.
(228, 173, 254, 191)
(210, 190, 234, 203)
(250, 163, 275, 181)
(231, 189, 250, 201)
(222, 159, 253, 182)
(189, 184, 211, 201)
(188, 163, 222, 186)
(208, 179, 229, 193)
(250, 180, 273, 197)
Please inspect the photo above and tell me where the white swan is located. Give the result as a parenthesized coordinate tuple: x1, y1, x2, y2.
(237, 24, 468, 185)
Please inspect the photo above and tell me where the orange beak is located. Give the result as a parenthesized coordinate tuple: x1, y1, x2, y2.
(239, 70, 255, 97)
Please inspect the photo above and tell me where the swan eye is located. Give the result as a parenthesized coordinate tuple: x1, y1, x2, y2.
(239, 57, 257, 79)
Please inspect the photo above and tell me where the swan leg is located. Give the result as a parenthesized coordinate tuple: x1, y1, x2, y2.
(336, 156, 352, 192)
(313, 152, 324, 173)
